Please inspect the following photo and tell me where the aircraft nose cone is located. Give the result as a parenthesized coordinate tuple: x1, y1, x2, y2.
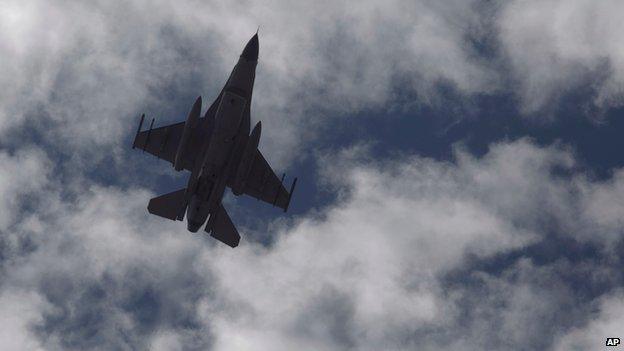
(241, 33, 259, 61)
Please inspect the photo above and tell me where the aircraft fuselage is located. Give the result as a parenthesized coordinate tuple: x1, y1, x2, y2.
(133, 33, 295, 248)
(185, 38, 258, 232)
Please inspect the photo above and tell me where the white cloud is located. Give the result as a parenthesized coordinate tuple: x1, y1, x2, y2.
(149, 330, 184, 351)
(554, 290, 624, 351)
(0, 290, 50, 351)
(578, 169, 624, 246)
(498, 0, 624, 113)
(0, 139, 621, 349)
(2, 1, 624, 174)
(0, 0, 498, 168)
(0, 148, 50, 230)
(2, 2, 624, 349)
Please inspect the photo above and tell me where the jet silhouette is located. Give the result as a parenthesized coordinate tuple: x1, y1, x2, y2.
(132, 34, 296, 248)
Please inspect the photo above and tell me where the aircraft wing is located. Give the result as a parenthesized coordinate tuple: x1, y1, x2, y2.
(133, 120, 184, 163)
(132, 117, 210, 172)
(237, 150, 296, 211)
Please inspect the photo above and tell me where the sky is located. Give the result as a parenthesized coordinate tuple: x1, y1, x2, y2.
(1, 0, 624, 350)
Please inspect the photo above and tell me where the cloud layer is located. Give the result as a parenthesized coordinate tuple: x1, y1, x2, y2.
(2, 2, 624, 350)
(1, 139, 623, 350)
(0, 0, 496, 167)
(498, 0, 624, 114)
(3, 0, 624, 168)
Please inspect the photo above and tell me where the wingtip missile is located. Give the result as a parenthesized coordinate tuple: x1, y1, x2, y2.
(284, 177, 297, 213)
(132, 114, 146, 149)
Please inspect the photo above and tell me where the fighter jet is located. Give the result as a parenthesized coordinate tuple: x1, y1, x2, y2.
(132, 34, 296, 248)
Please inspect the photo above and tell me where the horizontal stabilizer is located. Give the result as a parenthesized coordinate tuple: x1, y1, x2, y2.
(148, 189, 186, 220)
(206, 205, 240, 248)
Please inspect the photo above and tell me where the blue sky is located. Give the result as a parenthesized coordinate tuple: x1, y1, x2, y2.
(1, 1, 624, 350)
